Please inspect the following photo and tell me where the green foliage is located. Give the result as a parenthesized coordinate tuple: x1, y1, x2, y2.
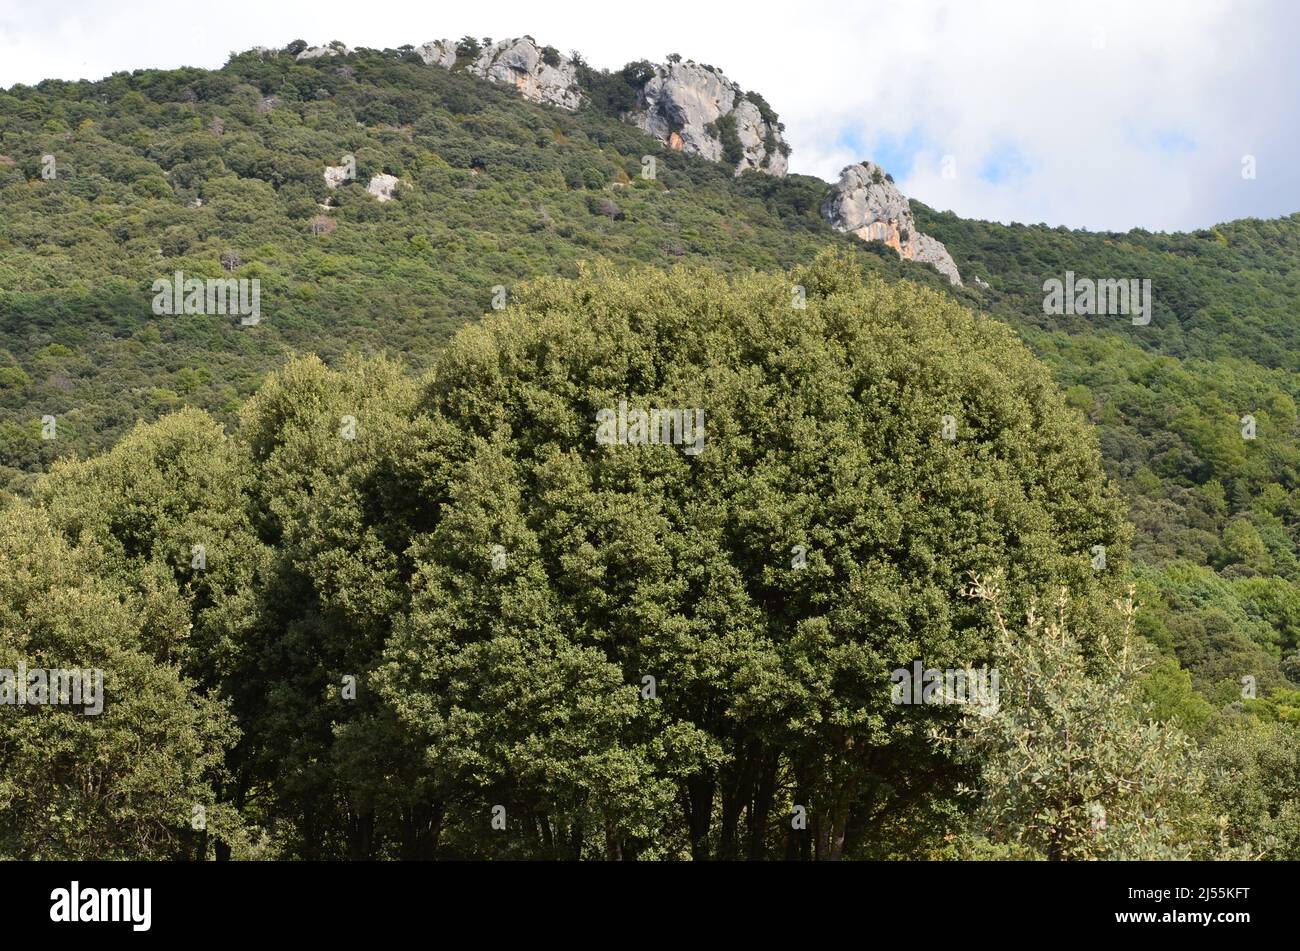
(1204, 719, 1300, 858)
(455, 36, 481, 62)
(576, 60, 655, 117)
(938, 575, 1211, 859)
(1140, 656, 1215, 736)
(744, 90, 779, 129)
(0, 45, 891, 478)
(708, 113, 744, 167)
(367, 254, 1127, 859)
(0, 254, 1130, 858)
(2, 38, 1299, 860)
(0, 502, 242, 858)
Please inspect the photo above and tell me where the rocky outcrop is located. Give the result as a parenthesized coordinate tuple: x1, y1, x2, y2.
(412, 38, 786, 176)
(294, 37, 791, 177)
(366, 173, 402, 202)
(731, 98, 788, 177)
(297, 42, 350, 61)
(822, 161, 962, 285)
(416, 39, 456, 68)
(423, 36, 584, 111)
(632, 61, 788, 176)
(470, 37, 582, 110)
(322, 165, 402, 202)
(323, 164, 351, 189)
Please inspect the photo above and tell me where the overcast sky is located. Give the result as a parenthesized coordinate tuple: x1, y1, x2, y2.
(0, 0, 1292, 232)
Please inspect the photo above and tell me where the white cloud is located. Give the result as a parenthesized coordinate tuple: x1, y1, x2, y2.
(0, 0, 1293, 230)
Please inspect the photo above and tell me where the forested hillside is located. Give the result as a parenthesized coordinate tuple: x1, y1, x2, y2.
(0, 42, 925, 482)
(2, 40, 1298, 859)
(915, 203, 1300, 707)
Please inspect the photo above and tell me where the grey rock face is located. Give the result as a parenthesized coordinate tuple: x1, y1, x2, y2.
(416, 39, 787, 176)
(366, 173, 401, 202)
(633, 61, 787, 176)
(634, 61, 730, 163)
(436, 37, 584, 111)
(822, 161, 962, 285)
(297, 42, 350, 61)
(470, 38, 582, 111)
(420, 37, 582, 110)
(323, 164, 351, 189)
(415, 39, 456, 68)
(732, 99, 788, 177)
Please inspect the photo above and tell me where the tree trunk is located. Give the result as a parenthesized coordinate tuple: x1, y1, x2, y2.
(605, 823, 623, 861)
(748, 755, 778, 860)
(684, 775, 716, 860)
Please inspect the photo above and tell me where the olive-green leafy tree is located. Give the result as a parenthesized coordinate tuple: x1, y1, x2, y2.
(0, 505, 240, 859)
(935, 572, 1216, 859)
(363, 251, 1129, 859)
(1, 252, 1131, 859)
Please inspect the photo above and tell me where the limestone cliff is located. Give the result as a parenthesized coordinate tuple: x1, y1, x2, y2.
(296, 42, 350, 61)
(415, 40, 456, 69)
(467, 37, 583, 111)
(412, 38, 787, 176)
(632, 60, 788, 176)
(822, 161, 962, 285)
(417, 36, 582, 111)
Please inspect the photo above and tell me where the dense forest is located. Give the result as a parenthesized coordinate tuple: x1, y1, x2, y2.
(1, 40, 1297, 859)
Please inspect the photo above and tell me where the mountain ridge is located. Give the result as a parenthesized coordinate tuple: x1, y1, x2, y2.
(281, 36, 964, 281)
